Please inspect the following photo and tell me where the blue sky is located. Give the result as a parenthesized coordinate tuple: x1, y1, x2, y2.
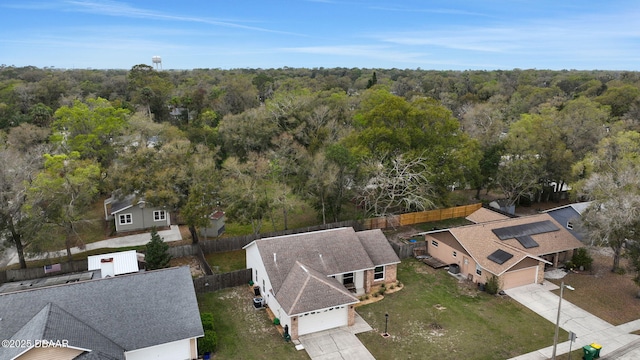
(1, 0, 639, 70)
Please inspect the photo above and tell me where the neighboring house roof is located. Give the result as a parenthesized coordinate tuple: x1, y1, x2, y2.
(542, 202, 592, 242)
(0, 267, 203, 360)
(109, 194, 142, 215)
(543, 201, 592, 216)
(277, 261, 358, 316)
(87, 250, 140, 276)
(430, 213, 583, 276)
(466, 207, 511, 224)
(244, 227, 400, 314)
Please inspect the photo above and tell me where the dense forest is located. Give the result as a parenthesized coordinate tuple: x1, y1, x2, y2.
(2, 65, 640, 270)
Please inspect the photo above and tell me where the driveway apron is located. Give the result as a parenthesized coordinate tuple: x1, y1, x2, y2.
(506, 283, 640, 359)
(298, 313, 375, 360)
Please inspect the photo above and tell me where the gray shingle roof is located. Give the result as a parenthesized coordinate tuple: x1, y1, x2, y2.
(276, 262, 358, 315)
(0, 267, 203, 360)
(356, 230, 401, 266)
(109, 194, 138, 215)
(254, 227, 377, 294)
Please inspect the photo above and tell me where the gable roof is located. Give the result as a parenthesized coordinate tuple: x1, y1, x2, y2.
(543, 201, 592, 216)
(0, 267, 203, 360)
(247, 227, 395, 294)
(276, 261, 358, 316)
(428, 213, 583, 276)
(109, 194, 141, 215)
(245, 227, 400, 315)
(466, 207, 511, 224)
(356, 229, 402, 266)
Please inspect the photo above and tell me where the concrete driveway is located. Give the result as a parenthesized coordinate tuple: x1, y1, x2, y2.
(298, 313, 375, 360)
(506, 282, 640, 359)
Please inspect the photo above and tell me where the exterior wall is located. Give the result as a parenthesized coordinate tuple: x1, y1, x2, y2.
(426, 236, 484, 283)
(125, 338, 194, 360)
(364, 269, 374, 293)
(291, 315, 299, 340)
(384, 264, 398, 284)
(17, 347, 83, 360)
(334, 270, 366, 295)
(348, 304, 356, 326)
(115, 206, 170, 233)
(245, 244, 274, 303)
(537, 262, 545, 284)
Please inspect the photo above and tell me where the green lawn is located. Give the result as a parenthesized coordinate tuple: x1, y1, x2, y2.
(356, 259, 565, 360)
(205, 249, 246, 273)
(197, 287, 309, 360)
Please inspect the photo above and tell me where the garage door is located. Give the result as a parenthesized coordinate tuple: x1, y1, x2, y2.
(297, 306, 348, 336)
(502, 267, 537, 290)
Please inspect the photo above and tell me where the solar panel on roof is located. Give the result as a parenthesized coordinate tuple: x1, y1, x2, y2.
(492, 220, 559, 240)
(488, 249, 514, 265)
(515, 235, 539, 249)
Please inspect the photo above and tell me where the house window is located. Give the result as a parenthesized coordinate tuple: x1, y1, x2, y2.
(153, 210, 166, 221)
(567, 221, 574, 230)
(431, 240, 439, 247)
(452, 251, 457, 258)
(343, 272, 354, 286)
(476, 264, 482, 276)
(118, 213, 132, 225)
(374, 266, 384, 280)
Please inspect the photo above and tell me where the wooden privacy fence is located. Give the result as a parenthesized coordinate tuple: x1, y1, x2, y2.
(4, 260, 88, 282)
(399, 203, 481, 226)
(193, 268, 252, 293)
(390, 241, 425, 260)
(198, 220, 362, 255)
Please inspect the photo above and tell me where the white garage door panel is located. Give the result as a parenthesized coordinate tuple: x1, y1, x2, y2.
(297, 307, 348, 336)
(502, 267, 537, 289)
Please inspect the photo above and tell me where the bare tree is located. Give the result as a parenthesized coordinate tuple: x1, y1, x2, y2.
(359, 154, 435, 218)
(494, 155, 543, 208)
(578, 165, 640, 272)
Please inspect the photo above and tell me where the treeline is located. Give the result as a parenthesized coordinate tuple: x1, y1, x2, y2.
(1, 65, 640, 269)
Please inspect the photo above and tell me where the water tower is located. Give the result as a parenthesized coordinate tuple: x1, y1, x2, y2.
(152, 56, 162, 70)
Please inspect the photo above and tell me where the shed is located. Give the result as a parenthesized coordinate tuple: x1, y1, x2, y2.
(200, 210, 226, 238)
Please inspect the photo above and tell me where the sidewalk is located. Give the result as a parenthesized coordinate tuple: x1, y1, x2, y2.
(506, 283, 640, 359)
(3, 226, 183, 266)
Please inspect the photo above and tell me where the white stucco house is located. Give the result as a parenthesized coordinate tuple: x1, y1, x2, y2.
(243, 227, 400, 340)
(0, 266, 203, 360)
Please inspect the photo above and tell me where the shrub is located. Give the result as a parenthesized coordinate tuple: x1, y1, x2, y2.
(145, 227, 171, 270)
(378, 287, 386, 295)
(485, 275, 501, 295)
(572, 248, 593, 271)
(201, 312, 214, 331)
(198, 330, 217, 354)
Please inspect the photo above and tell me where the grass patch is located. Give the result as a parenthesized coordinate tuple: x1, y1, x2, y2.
(206, 250, 246, 273)
(197, 287, 307, 360)
(548, 248, 640, 325)
(357, 259, 563, 359)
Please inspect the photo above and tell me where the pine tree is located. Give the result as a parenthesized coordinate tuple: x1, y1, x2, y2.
(145, 227, 172, 270)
